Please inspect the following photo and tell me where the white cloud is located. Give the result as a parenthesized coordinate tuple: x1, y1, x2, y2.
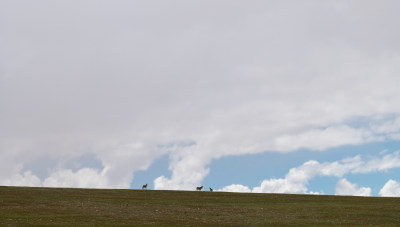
(2, 1, 400, 189)
(253, 178, 307, 194)
(2, 167, 127, 189)
(350, 151, 400, 174)
(1, 171, 42, 187)
(275, 126, 373, 151)
(43, 168, 110, 189)
(218, 184, 251, 193)
(251, 158, 352, 194)
(379, 180, 400, 197)
(220, 152, 400, 195)
(1, 168, 114, 189)
(335, 178, 371, 196)
(154, 144, 211, 190)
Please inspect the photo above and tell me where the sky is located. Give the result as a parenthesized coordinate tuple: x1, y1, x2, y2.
(1, 0, 400, 197)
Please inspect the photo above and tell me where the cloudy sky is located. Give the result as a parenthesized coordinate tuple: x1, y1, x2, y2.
(2, 0, 400, 196)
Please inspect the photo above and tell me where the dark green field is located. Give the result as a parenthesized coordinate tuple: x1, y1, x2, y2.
(1, 186, 400, 226)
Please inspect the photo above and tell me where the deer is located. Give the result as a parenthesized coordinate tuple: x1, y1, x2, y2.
(142, 184, 148, 189)
(209, 187, 213, 192)
(196, 186, 203, 191)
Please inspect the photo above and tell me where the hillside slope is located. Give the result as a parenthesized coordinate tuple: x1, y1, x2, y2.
(1, 186, 400, 226)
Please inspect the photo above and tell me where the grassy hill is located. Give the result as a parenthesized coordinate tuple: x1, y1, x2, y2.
(1, 186, 400, 226)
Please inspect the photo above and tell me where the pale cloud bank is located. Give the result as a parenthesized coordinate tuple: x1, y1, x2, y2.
(1, 1, 400, 189)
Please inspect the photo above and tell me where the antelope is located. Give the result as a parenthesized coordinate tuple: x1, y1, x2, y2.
(196, 186, 203, 191)
(142, 184, 148, 189)
(209, 187, 213, 192)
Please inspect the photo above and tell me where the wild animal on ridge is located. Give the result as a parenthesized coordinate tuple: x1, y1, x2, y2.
(196, 186, 203, 191)
(142, 184, 148, 189)
(209, 187, 213, 192)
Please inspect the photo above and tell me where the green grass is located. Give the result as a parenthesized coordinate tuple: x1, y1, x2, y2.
(1, 186, 400, 226)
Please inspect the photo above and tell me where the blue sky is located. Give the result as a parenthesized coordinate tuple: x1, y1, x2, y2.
(2, 0, 400, 197)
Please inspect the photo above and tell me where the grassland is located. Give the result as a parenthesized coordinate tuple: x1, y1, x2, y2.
(1, 186, 400, 226)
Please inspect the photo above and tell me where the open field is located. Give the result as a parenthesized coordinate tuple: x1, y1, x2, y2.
(1, 186, 400, 226)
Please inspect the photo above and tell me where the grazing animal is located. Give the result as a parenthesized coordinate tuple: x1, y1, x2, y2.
(142, 184, 148, 189)
(196, 186, 203, 191)
(209, 187, 213, 192)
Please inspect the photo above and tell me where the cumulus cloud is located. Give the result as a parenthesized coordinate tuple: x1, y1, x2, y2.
(251, 158, 352, 194)
(153, 143, 212, 190)
(43, 168, 109, 188)
(275, 126, 376, 151)
(2, 0, 400, 189)
(218, 184, 251, 193)
(222, 152, 400, 195)
(379, 180, 400, 197)
(335, 178, 371, 196)
(1, 171, 42, 187)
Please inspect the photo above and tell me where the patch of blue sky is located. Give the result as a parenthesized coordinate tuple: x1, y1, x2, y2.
(22, 155, 59, 181)
(156, 140, 197, 149)
(204, 151, 309, 189)
(343, 113, 399, 129)
(307, 176, 338, 195)
(130, 154, 171, 190)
